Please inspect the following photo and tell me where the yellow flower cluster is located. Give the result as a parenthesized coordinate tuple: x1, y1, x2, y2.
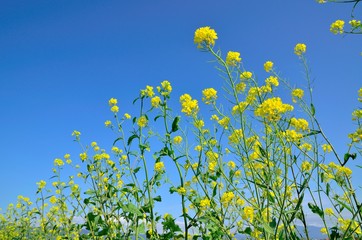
(294, 43, 307, 56)
(263, 61, 273, 72)
(240, 71, 252, 80)
(180, 94, 199, 116)
(157, 80, 172, 96)
(36, 180, 46, 190)
(54, 158, 64, 167)
(291, 88, 304, 103)
(226, 51, 241, 66)
(290, 117, 309, 131)
(284, 129, 303, 142)
(265, 76, 279, 87)
(349, 19, 361, 28)
(218, 117, 230, 129)
(242, 206, 254, 222)
(221, 191, 235, 206)
(194, 26, 218, 48)
(202, 88, 217, 104)
(141, 85, 155, 98)
(109, 98, 119, 113)
(199, 198, 211, 209)
(228, 129, 243, 144)
(173, 136, 183, 144)
(348, 128, 362, 142)
(358, 87, 362, 102)
(137, 116, 148, 128)
(254, 97, 294, 122)
(177, 187, 187, 195)
(232, 102, 248, 115)
(154, 162, 165, 172)
(322, 144, 332, 153)
(301, 161, 312, 172)
(151, 96, 161, 108)
(330, 20, 345, 34)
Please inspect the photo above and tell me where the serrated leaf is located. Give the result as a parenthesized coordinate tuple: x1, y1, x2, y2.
(308, 202, 324, 217)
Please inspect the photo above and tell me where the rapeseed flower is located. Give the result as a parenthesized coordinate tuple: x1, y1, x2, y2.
(291, 88, 304, 102)
(194, 26, 218, 48)
(54, 158, 64, 167)
(202, 88, 217, 104)
(180, 94, 199, 116)
(108, 98, 117, 106)
(36, 180, 46, 190)
(111, 105, 119, 113)
(265, 76, 279, 87)
(173, 136, 183, 144)
(124, 113, 131, 119)
(137, 116, 148, 128)
(301, 161, 312, 172)
(322, 144, 332, 153)
(294, 43, 307, 56)
(221, 191, 235, 206)
(358, 87, 362, 102)
(151, 96, 161, 108)
(154, 162, 165, 172)
(254, 97, 294, 122)
(264, 61, 273, 72)
(104, 120, 112, 127)
(141, 85, 155, 98)
(240, 71, 252, 80)
(330, 20, 345, 34)
(242, 206, 254, 222)
(349, 19, 361, 28)
(226, 51, 241, 66)
(218, 117, 229, 129)
(199, 198, 211, 209)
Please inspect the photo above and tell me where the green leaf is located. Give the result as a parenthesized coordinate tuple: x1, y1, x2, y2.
(262, 222, 275, 235)
(113, 137, 122, 146)
(154, 115, 162, 122)
(153, 195, 162, 202)
(308, 202, 324, 217)
(123, 203, 143, 216)
(127, 134, 138, 146)
(171, 116, 180, 133)
(311, 103, 316, 116)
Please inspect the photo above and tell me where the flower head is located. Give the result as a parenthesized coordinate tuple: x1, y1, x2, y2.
(154, 162, 165, 172)
(180, 94, 199, 116)
(264, 61, 273, 72)
(226, 51, 241, 66)
(240, 71, 252, 80)
(108, 98, 118, 106)
(291, 88, 304, 102)
(330, 20, 345, 34)
(137, 115, 148, 128)
(194, 26, 218, 48)
(202, 88, 217, 104)
(294, 43, 307, 56)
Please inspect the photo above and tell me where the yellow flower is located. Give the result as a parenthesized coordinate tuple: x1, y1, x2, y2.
(151, 96, 161, 108)
(325, 208, 334, 216)
(137, 116, 148, 128)
(124, 113, 131, 119)
(290, 117, 309, 131)
(173, 136, 183, 144)
(108, 98, 117, 106)
(180, 94, 199, 116)
(242, 206, 254, 222)
(320, 227, 327, 234)
(226, 51, 241, 66)
(228, 129, 243, 144)
(199, 198, 211, 209)
(294, 43, 306, 56)
(49, 196, 57, 204)
(72, 130, 81, 137)
(202, 88, 217, 104)
(105, 120, 111, 127)
(111, 105, 119, 113)
(54, 158, 64, 167)
(235, 82, 246, 92)
(194, 26, 218, 48)
(265, 76, 279, 87)
(330, 20, 345, 34)
(232, 102, 248, 115)
(264, 61, 273, 72)
(301, 161, 312, 172)
(291, 88, 304, 102)
(154, 162, 165, 172)
(194, 145, 202, 151)
(141, 85, 155, 98)
(240, 71, 252, 80)
(322, 144, 332, 153)
(36, 180, 46, 190)
(157, 80, 172, 96)
(177, 187, 187, 195)
(349, 19, 361, 28)
(227, 161, 236, 169)
(358, 87, 362, 102)
(254, 97, 294, 122)
(221, 191, 235, 206)
(194, 119, 204, 128)
(79, 152, 87, 161)
(218, 117, 230, 129)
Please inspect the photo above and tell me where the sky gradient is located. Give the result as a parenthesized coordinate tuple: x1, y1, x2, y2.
(1, 0, 361, 216)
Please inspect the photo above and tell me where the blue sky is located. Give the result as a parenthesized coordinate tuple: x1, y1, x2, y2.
(0, 0, 361, 215)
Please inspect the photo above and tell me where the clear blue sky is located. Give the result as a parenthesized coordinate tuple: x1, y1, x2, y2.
(0, 0, 361, 211)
